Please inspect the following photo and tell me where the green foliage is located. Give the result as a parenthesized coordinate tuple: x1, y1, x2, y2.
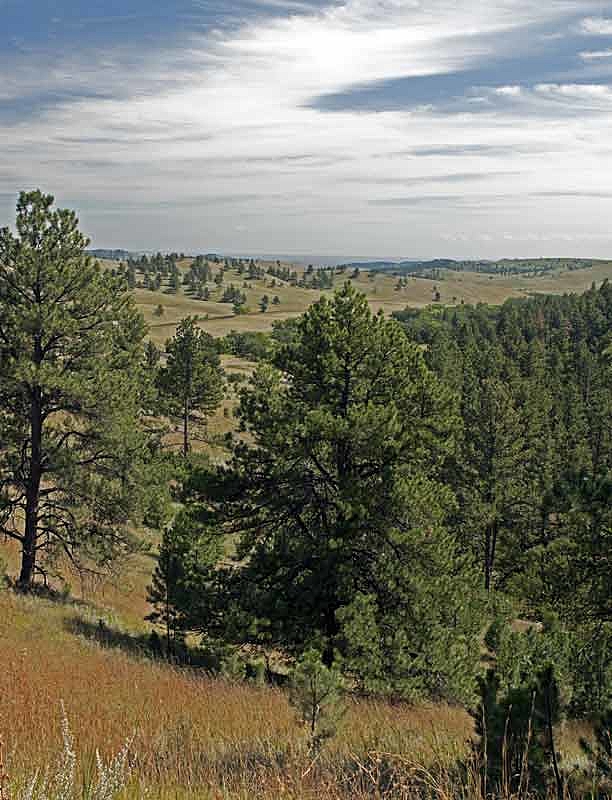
(568, 623, 612, 716)
(289, 649, 345, 753)
(0, 190, 152, 587)
(144, 340, 161, 369)
(397, 282, 612, 603)
(146, 508, 222, 654)
(219, 330, 271, 361)
(221, 285, 246, 305)
(157, 317, 224, 456)
(270, 317, 299, 346)
(395, 282, 612, 716)
(193, 283, 484, 701)
(493, 620, 572, 705)
(473, 666, 564, 797)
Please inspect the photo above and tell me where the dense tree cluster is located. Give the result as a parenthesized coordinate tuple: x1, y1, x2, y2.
(184, 255, 213, 297)
(267, 264, 298, 283)
(149, 281, 612, 725)
(395, 283, 612, 715)
(344, 257, 605, 278)
(220, 285, 247, 306)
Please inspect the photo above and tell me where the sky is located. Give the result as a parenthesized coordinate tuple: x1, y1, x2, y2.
(3, 0, 612, 259)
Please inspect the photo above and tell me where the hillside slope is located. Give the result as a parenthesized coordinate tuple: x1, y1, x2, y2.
(0, 586, 472, 799)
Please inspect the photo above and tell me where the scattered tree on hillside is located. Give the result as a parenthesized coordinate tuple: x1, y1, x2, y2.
(157, 317, 223, 457)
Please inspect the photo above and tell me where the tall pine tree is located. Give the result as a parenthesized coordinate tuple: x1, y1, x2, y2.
(157, 317, 223, 457)
(196, 284, 484, 701)
(0, 191, 150, 588)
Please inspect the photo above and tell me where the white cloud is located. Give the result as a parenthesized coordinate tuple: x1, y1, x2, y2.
(580, 49, 612, 59)
(535, 82, 612, 106)
(495, 85, 522, 96)
(2, 0, 612, 257)
(580, 17, 612, 35)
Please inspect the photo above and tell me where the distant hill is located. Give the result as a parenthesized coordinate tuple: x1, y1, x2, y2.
(88, 248, 137, 261)
(339, 257, 607, 276)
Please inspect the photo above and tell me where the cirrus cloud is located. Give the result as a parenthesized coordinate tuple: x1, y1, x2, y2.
(2, 0, 612, 259)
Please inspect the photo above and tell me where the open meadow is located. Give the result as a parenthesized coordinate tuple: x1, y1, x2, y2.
(123, 257, 612, 343)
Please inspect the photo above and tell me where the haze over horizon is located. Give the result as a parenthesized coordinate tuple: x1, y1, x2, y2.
(3, 0, 612, 259)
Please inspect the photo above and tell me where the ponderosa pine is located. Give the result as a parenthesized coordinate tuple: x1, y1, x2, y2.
(0, 190, 150, 589)
(196, 283, 484, 702)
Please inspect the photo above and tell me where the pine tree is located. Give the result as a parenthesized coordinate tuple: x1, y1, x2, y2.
(473, 666, 564, 798)
(146, 510, 221, 656)
(144, 340, 161, 370)
(199, 283, 483, 700)
(0, 191, 150, 589)
(289, 649, 345, 754)
(157, 317, 223, 457)
(453, 343, 527, 591)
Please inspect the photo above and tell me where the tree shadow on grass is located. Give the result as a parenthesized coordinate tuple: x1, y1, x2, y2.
(64, 614, 157, 656)
(63, 614, 221, 670)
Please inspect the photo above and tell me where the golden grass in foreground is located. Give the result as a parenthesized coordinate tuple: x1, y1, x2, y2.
(0, 588, 473, 798)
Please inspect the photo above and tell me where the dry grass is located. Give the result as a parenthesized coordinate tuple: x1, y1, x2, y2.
(0, 586, 475, 799)
(0, 540, 598, 799)
(0, 580, 594, 799)
(132, 261, 612, 342)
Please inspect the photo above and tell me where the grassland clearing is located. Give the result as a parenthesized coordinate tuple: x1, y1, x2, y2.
(123, 257, 612, 342)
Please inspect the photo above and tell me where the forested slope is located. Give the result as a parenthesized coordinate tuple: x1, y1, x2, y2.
(396, 281, 612, 716)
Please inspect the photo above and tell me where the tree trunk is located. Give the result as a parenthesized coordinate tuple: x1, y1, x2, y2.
(484, 525, 492, 592)
(484, 521, 498, 592)
(322, 601, 338, 667)
(19, 389, 42, 589)
(183, 396, 189, 457)
(544, 673, 564, 800)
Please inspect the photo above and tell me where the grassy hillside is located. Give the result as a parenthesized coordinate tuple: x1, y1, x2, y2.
(127, 256, 612, 453)
(0, 546, 592, 799)
(0, 584, 475, 799)
(114, 258, 612, 343)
